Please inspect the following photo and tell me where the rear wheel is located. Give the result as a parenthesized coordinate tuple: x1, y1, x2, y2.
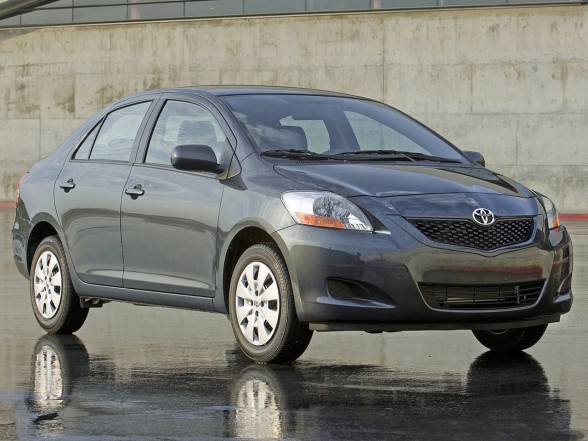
(30, 236, 88, 334)
(229, 244, 313, 364)
(472, 325, 548, 352)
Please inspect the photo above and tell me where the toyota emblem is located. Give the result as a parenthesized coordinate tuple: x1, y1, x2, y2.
(472, 208, 496, 226)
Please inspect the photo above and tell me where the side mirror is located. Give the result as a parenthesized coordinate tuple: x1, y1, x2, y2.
(171, 145, 222, 173)
(463, 150, 485, 167)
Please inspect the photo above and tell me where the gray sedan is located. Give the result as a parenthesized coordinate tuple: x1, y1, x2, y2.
(12, 87, 573, 363)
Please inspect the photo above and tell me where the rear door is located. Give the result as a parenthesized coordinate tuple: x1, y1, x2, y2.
(54, 99, 156, 287)
(120, 94, 234, 296)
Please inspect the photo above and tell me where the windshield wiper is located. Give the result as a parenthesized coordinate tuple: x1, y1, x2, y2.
(261, 149, 340, 160)
(398, 151, 462, 164)
(334, 150, 461, 163)
(333, 150, 413, 161)
(261, 149, 462, 164)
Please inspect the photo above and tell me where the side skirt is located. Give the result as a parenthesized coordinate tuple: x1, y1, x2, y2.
(72, 279, 216, 312)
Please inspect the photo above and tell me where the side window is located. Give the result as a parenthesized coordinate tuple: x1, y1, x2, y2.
(73, 123, 100, 160)
(344, 111, 427, 154)
(279, 116, 330, 153)
(145, 100, 227, 166)
(89, 102, 151, 162)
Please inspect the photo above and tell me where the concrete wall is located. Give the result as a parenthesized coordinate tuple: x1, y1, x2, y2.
(0, 5, 586, 211)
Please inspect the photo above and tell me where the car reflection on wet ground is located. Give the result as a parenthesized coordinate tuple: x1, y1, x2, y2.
(0, 207, 586, 440)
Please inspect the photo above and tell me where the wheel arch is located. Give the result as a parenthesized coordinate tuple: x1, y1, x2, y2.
(26, 220, 61, 276)
(217, 225, 304, 319)
(220, 226, 275, 314)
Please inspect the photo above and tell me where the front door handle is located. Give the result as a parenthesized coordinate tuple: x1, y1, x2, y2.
(125, 184, 145, 199)
(59, 179, 75, 192)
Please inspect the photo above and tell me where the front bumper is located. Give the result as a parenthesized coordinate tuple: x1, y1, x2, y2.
(274, 218, 573, 331)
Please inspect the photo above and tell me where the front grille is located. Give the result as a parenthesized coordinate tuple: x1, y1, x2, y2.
(419, 281, 544, 310)
(408, 218, 534, 250)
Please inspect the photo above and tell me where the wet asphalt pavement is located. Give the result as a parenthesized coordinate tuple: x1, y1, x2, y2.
(0, 207, 586, 440)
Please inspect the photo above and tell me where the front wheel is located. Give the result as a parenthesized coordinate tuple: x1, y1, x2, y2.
(472, 325, 548, 352)
(30, 236, 89, 334)
(229, 244, 313, 364)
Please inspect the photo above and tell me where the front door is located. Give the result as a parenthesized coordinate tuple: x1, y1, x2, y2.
(120, 98, 231, 296)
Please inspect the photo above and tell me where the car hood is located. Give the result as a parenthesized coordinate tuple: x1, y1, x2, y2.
(274, 163, 534, 198)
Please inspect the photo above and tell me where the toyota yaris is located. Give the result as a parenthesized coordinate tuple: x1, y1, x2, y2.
(13, 87, 573, 363)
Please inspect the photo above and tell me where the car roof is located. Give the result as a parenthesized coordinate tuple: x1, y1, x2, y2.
(186, 86, 361, 98)
(113, 85, 367, 106)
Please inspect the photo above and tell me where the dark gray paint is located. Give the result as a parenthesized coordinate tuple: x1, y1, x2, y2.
(274, 163, 533, 198)
(121, 165, 223, 296)
(54, 161, 132, 286)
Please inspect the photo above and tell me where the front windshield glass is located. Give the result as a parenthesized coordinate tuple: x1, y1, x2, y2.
(220, 94, 465, 161)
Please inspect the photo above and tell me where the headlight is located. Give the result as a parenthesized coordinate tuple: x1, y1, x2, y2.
(538, 195, 560, 230)
(282, 192, 373, 231)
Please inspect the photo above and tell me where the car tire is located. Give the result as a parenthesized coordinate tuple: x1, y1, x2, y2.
(472, 325, 548, 352)
(30, 236, 89, 334)
(229, 243, 313, 364)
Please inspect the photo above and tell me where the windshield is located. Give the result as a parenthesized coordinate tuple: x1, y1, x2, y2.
(220, 94, 466, 162)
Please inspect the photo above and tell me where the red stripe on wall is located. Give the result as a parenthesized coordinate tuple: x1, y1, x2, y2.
(560, 213, 588, 221)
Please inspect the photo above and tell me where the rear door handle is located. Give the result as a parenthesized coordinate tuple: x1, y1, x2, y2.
(125, 184, 145, 198)
(59, 179, 75, 192)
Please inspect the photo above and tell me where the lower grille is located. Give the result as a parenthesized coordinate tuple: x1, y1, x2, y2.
(408, 218, 534, 250)
(419, 281, 544, 310)
(327, 279, 373, 302)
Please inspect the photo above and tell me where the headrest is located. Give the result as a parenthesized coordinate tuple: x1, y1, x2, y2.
(261, 125, 308, 150)
(178, 120, 217, 146)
